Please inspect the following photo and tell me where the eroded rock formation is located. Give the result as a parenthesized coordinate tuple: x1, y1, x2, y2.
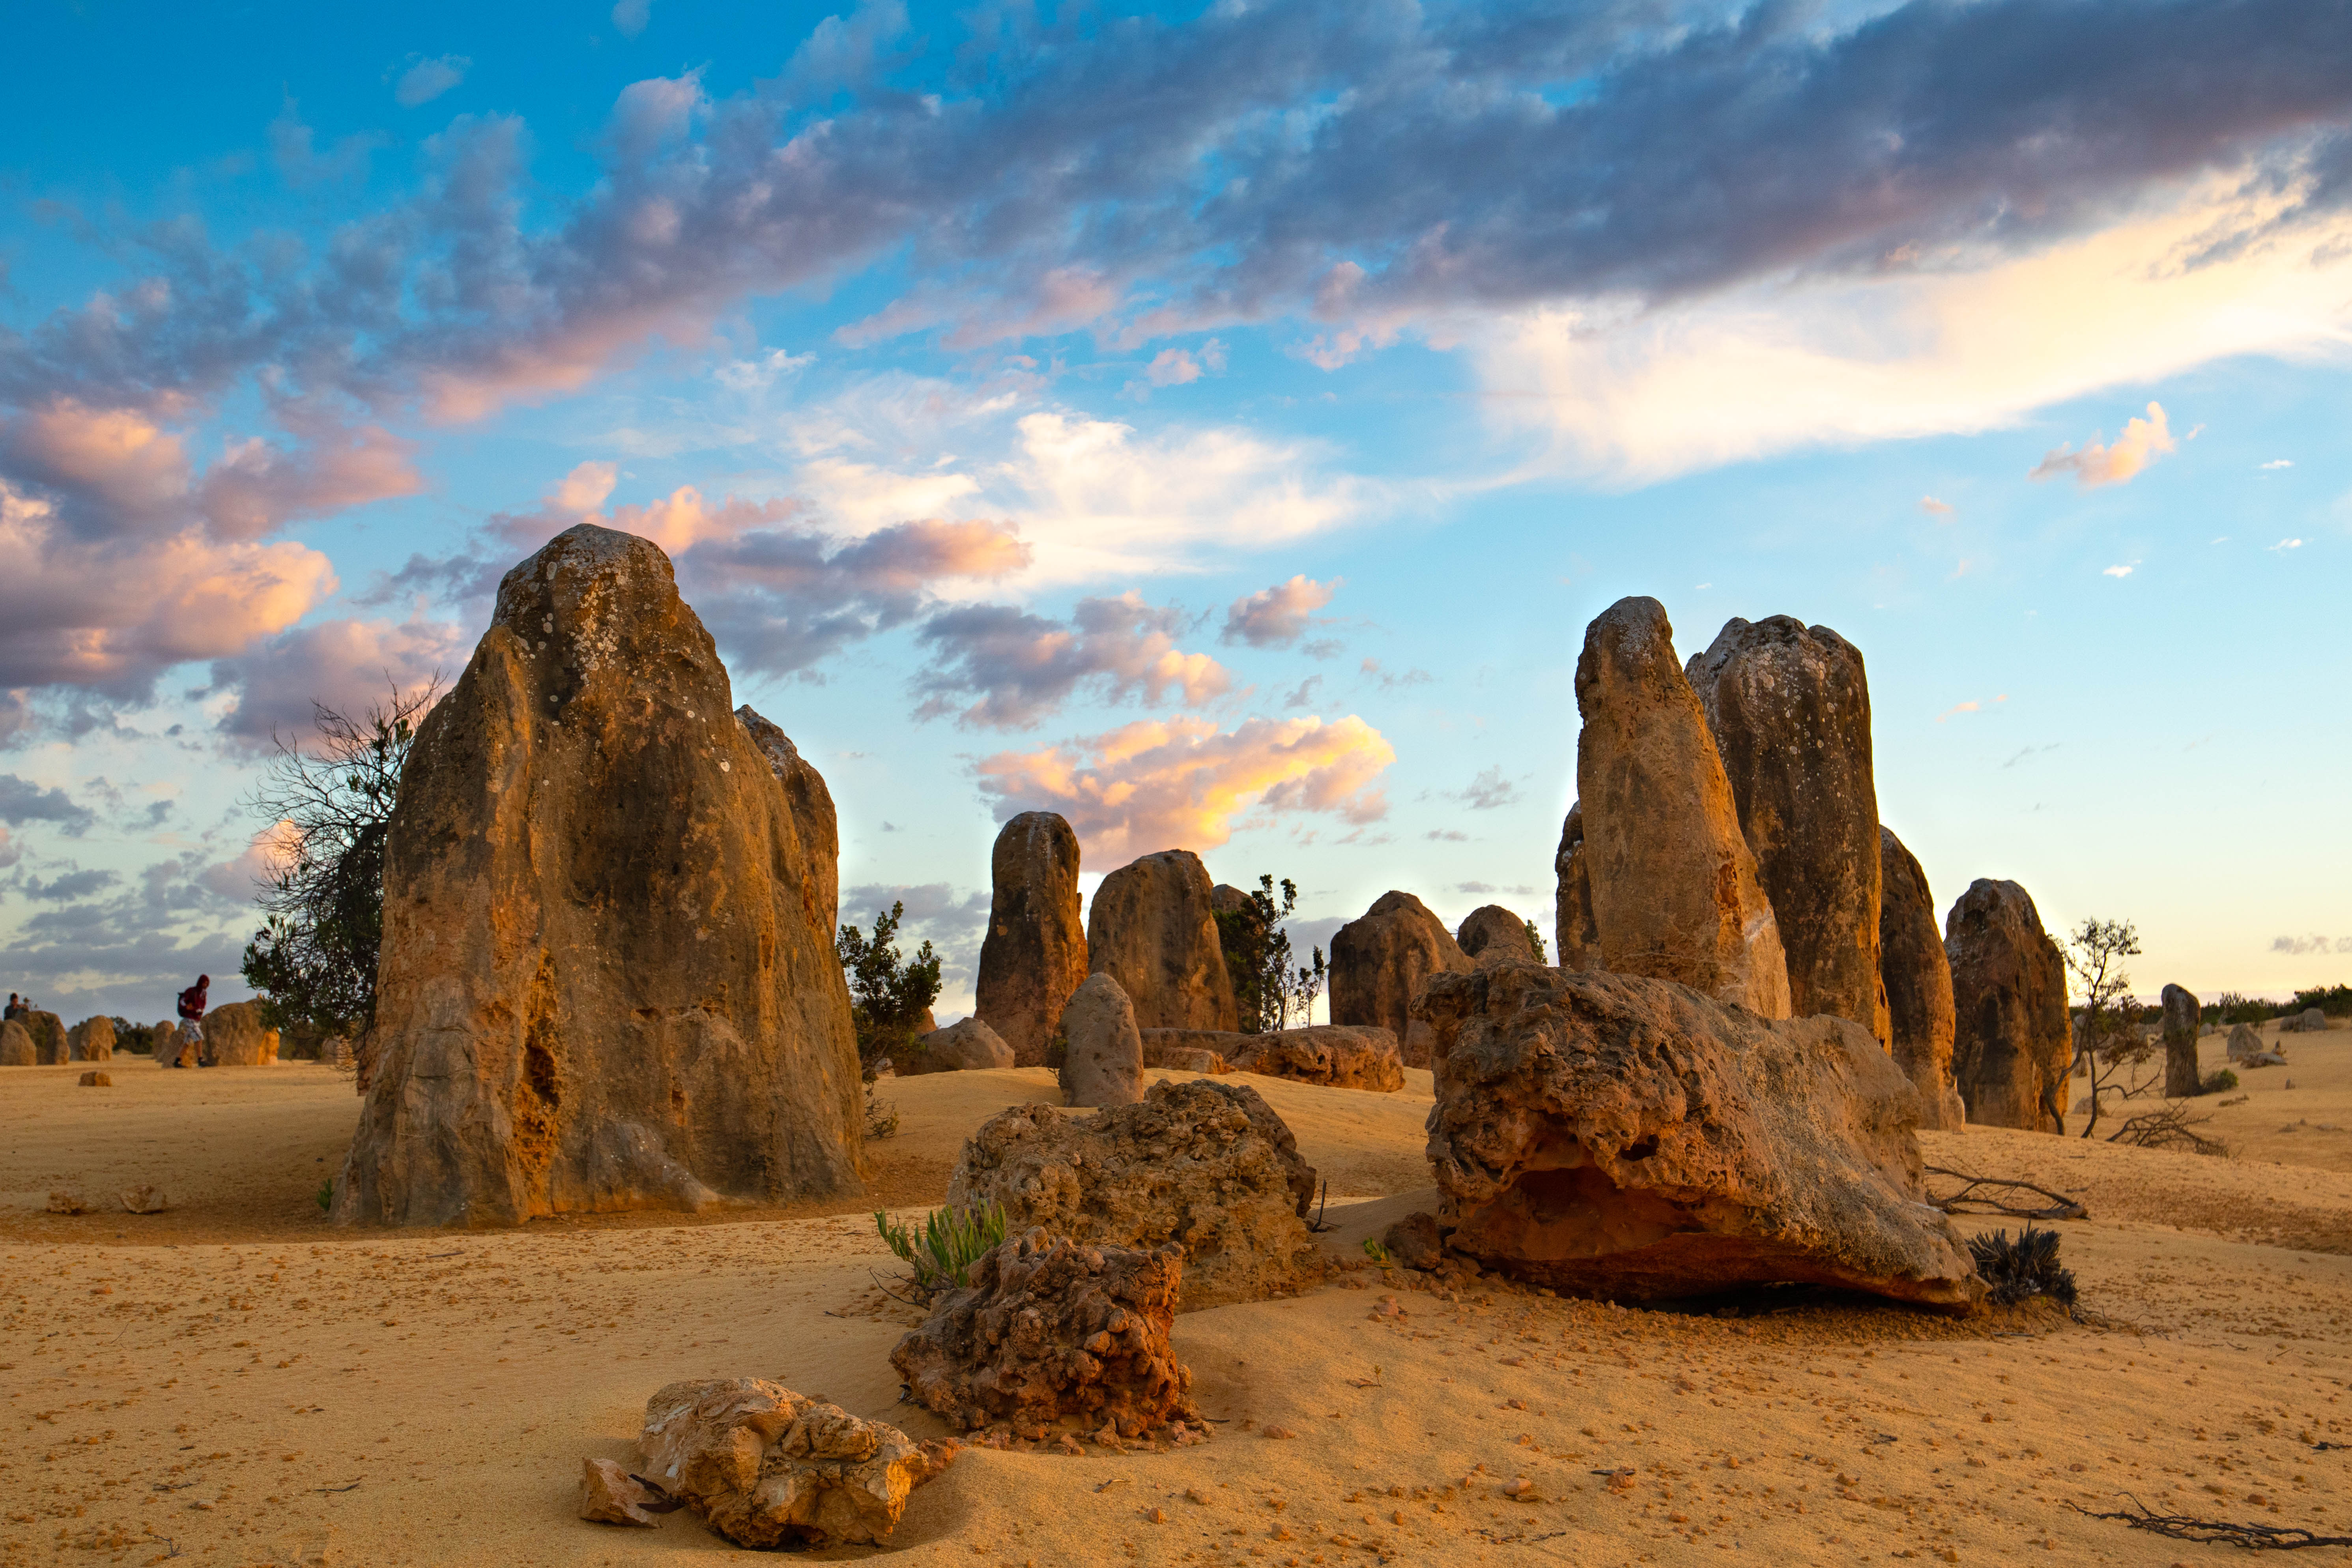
(0, 1020, 33, 1066)
(1687, 616, 1887, 1040)
(636, 1379, 954, 1549)
(735, 706, 840, 940)
(1573, 598, 1791, 1017)
(1060, 972, 1144, 1107)
(1417, 963, 1976, 1310)
(1329, 891, 1472, 1067)
(1226, 1024, 1404, 1091)
(1944, 879, 2070, 1134)
(891, 1228, 1199, 1440)
(1086, 850, 1236, 1033)
(27, 1011, 67, 1065)
(2160, 983, 2201, 1099)
(1553, 805, 1600, 972)
(975, 812, 1087, 1065)
(948, 1079, 1320, 1311)
(2227, 1022, 2266, 1062)
(336, 525, 864, 1227)
(899, 1017, 1016, 1075)
(1140, 1028, 1252, 1071)
(1878, 827, 1965, 1130)
(204, 1002, 275, 1066)
(1456, 905, 1538, 967)
(67, 1017, 115, 1062)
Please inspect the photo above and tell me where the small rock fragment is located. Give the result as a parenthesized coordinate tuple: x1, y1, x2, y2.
(119, 1184, 166, 1215)
(1380, 1211, 1443, 1271)
(77, 1070, 111, 1088)
(578, 1457, 665, 1527)
(46, 1190, 88, 1215)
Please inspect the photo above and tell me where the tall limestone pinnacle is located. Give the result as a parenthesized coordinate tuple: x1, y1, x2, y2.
(336, 524, 864, 1227)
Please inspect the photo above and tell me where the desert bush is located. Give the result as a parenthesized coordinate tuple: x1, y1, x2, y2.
(2063, 916, 2144, 1137)
(864, 1085, 900, 1140)
(2199, 1067, 2239, 1095)
(2291, 982, 2352, 1018)
(875, 1202, 1007, 1299)
(1968, 1225, 2079, 1310)
(2205, 992, 2273, 1026)
(836, 901, 942, 1078)
(108, 1018, 156, 1056)
(1214, 873, 1329, 1032)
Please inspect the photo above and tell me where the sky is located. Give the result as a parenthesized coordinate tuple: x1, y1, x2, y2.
(2, 0, 2348, 1026)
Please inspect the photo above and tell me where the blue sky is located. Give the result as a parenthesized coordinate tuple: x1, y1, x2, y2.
(2, 0, 2347, 1023)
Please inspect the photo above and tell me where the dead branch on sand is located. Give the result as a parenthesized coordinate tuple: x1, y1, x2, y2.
(1923, 1166, 2088, 1221)
(2069, 1495, 2352, 1548)
(2105, 1106, 2228, 1157)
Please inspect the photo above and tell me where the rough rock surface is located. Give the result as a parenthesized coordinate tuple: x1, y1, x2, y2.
(2161, 983, 2202, 1099)
(735, 706, 841, 941)
(891, 1227, 1200, 1439)
(337, 525, 864, 1228)
(1226, 1025, 1404, 1092)
(636, 1378, 954, 1549)
(1139, 1029, 1251, 1071)
(947, 1079, 1321, 1312)
(1553, 805, 1600, 972)
(120, 1184, 166, 1215)
(976, 812, 1088, 1065)
(899, 1017, 1016, 1075)
(1573, 598, 1792, 1017)
(578, 1457, 667, 1527)
(0, 1020, 32, 1066)
(1086, 850, 1237, 1033)
(78, 1070, 110, 1087)
(1943, 879, 2071, 1134)
(2296, 1008, 2331, 1033)
(204, 1002, 276, 1066)
(1059, 973, 1144, 1108)
(1381, 1212, 1444, 1271)
(67, 1017, 116, 1062)
(1457, 905, 1538, 967)
(27, 1011, 67, 1065)
(1329, 891, 1473, 1067)
(1687, 616, 1887, 1040)
(2227, 1022, 2268, 1062)
(1417, 963, 1977, 1310)
(1877, 827, 1966, 1130)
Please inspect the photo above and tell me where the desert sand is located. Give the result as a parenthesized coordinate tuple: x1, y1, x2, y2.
(5, 1022, 2351, 1566)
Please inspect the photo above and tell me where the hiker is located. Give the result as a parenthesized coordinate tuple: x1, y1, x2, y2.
(176, 974, 210, 1067)
(4, 993, 24, 1022)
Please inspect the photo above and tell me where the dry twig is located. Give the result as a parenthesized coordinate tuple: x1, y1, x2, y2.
(2069, 1495, 2352, 1548)
(2105, 1105, 2228, 1156)
(1923, 1166, 2087, 1221)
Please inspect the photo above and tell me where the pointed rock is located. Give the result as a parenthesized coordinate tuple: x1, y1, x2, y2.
(1877, 826, 1965, 1129)
(1553, 804, 1600, 972)
(1086, 850, 1236, 1033)
(2160, 983, 2202, 1098)
(1330, 891, 1473, 1066)
(975, 811, 1087, 1065)
(1943, 878, 2070, 1133)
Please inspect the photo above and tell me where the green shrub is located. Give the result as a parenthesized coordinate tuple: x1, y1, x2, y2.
(2198, 1068, 2239, 1095)
(2291, 982, 2352, 1018)
(1969, 1225, 2078, 1310)
(315, 1179, 334, 1213)
(836, 901, 942, 1078)
(875, 1203, 1008, 1299)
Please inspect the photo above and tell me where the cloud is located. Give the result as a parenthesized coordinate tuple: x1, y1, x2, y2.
(2271, 934, 2352, 956)
(394, 55, 471, 108)
(974, 713, 1394, 860)
(1918, 495, 1953, 518)
(914, 592, 1231, 730)
(1457, 764, 1522, 811)
(612, 0, 651, 37)
(1280, 675, 1323, 709)
(1936, 693, 2008, 722)
(1222, 576, 1338, 648)
(2261, 458, 2295, 470)
(207, 615, 466, 749)
(268, 100, 385, 189)
(1425, 828, 1469, 843)
(0, 774, 94, 832)
(2102, 563, 2136, 578)
(198, 819, 301, 903)
(1359, 657, 1432, 691)
(2270, 537, 2305, 551)
(2030, 403, 2177, 488)
(19, 867, 118, 902)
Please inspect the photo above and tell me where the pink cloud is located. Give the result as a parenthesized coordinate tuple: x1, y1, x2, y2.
(210, 614, 467, 748)
(974, 713, 1394, 860)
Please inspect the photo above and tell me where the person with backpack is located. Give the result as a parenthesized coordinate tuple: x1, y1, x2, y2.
(176, 974, 210, 1067)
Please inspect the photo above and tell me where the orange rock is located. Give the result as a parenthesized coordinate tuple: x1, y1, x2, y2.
(77, 1070, 110, 1087)
(578, 1457, 664, 1527)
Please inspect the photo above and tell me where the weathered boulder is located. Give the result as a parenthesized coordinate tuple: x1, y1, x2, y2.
(67, 1016, 116, 1062)
(1059, 973, 1144, 1108)
(1329, 891, 1473, 1067)
(1944, 879, 2071, 1134)
(1457, 905, 1538, 967)
(1687, 616, 1888, 1041)
(578, 1457, 669, 1527)
(636, 1379, 954, 1549)
(1139, 1028, 1251, 1072)
(1416, 963, 1977, 1310)
(1086, 850, 1237, 1033)
(1572, 598, 1791, 1017)
(1877, 827, 1965, 1130)
(1380, 1211, 1444, 1271)
(2160, 983, 2202, 1099)
(891, 1227, 1200, 1440)
(1553, 804, 1600, 972)
(202, 1002, 276, 1066)
(336, 524, 865, 1228)
(899, 1017, 1016, 1075)
(947, 1079, 1321, 1312)
(2226, 1022, 2268, 1062)
(77, 1070, 110, 1087)
(976, 812, 1088, 1065)
(735, 706, 841, 941)
(2295, 1007, 2331, 1034)
(0, 1020, 32, 1066)
(1227, 1024, 1404, 1092)
(120, 1184, 167, 1215)
(27, 1011, 67, 1064)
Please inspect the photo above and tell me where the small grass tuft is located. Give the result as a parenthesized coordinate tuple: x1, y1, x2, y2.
(315, 1179, 333, 1213)
(2198, 1067, 2239, 1095)
(1969, 1224, 2078, 1310)
(875, 1202, 1008, 1299)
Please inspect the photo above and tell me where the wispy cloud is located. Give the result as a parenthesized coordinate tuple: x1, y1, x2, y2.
(2030, 403, 2177, 488)
(1937, 693, 2009, 723)
(1919, 495, 1954, 518)
(392, 54, 471, 108)
(1222, 575, 1338, 648)
(2260, 458, 2295, 470)
(2270, 537, 2305, 551)
(2272, 934, 2352, 955)
(2102, 562, 2137, 578)
(912, 592, 1232, 731)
